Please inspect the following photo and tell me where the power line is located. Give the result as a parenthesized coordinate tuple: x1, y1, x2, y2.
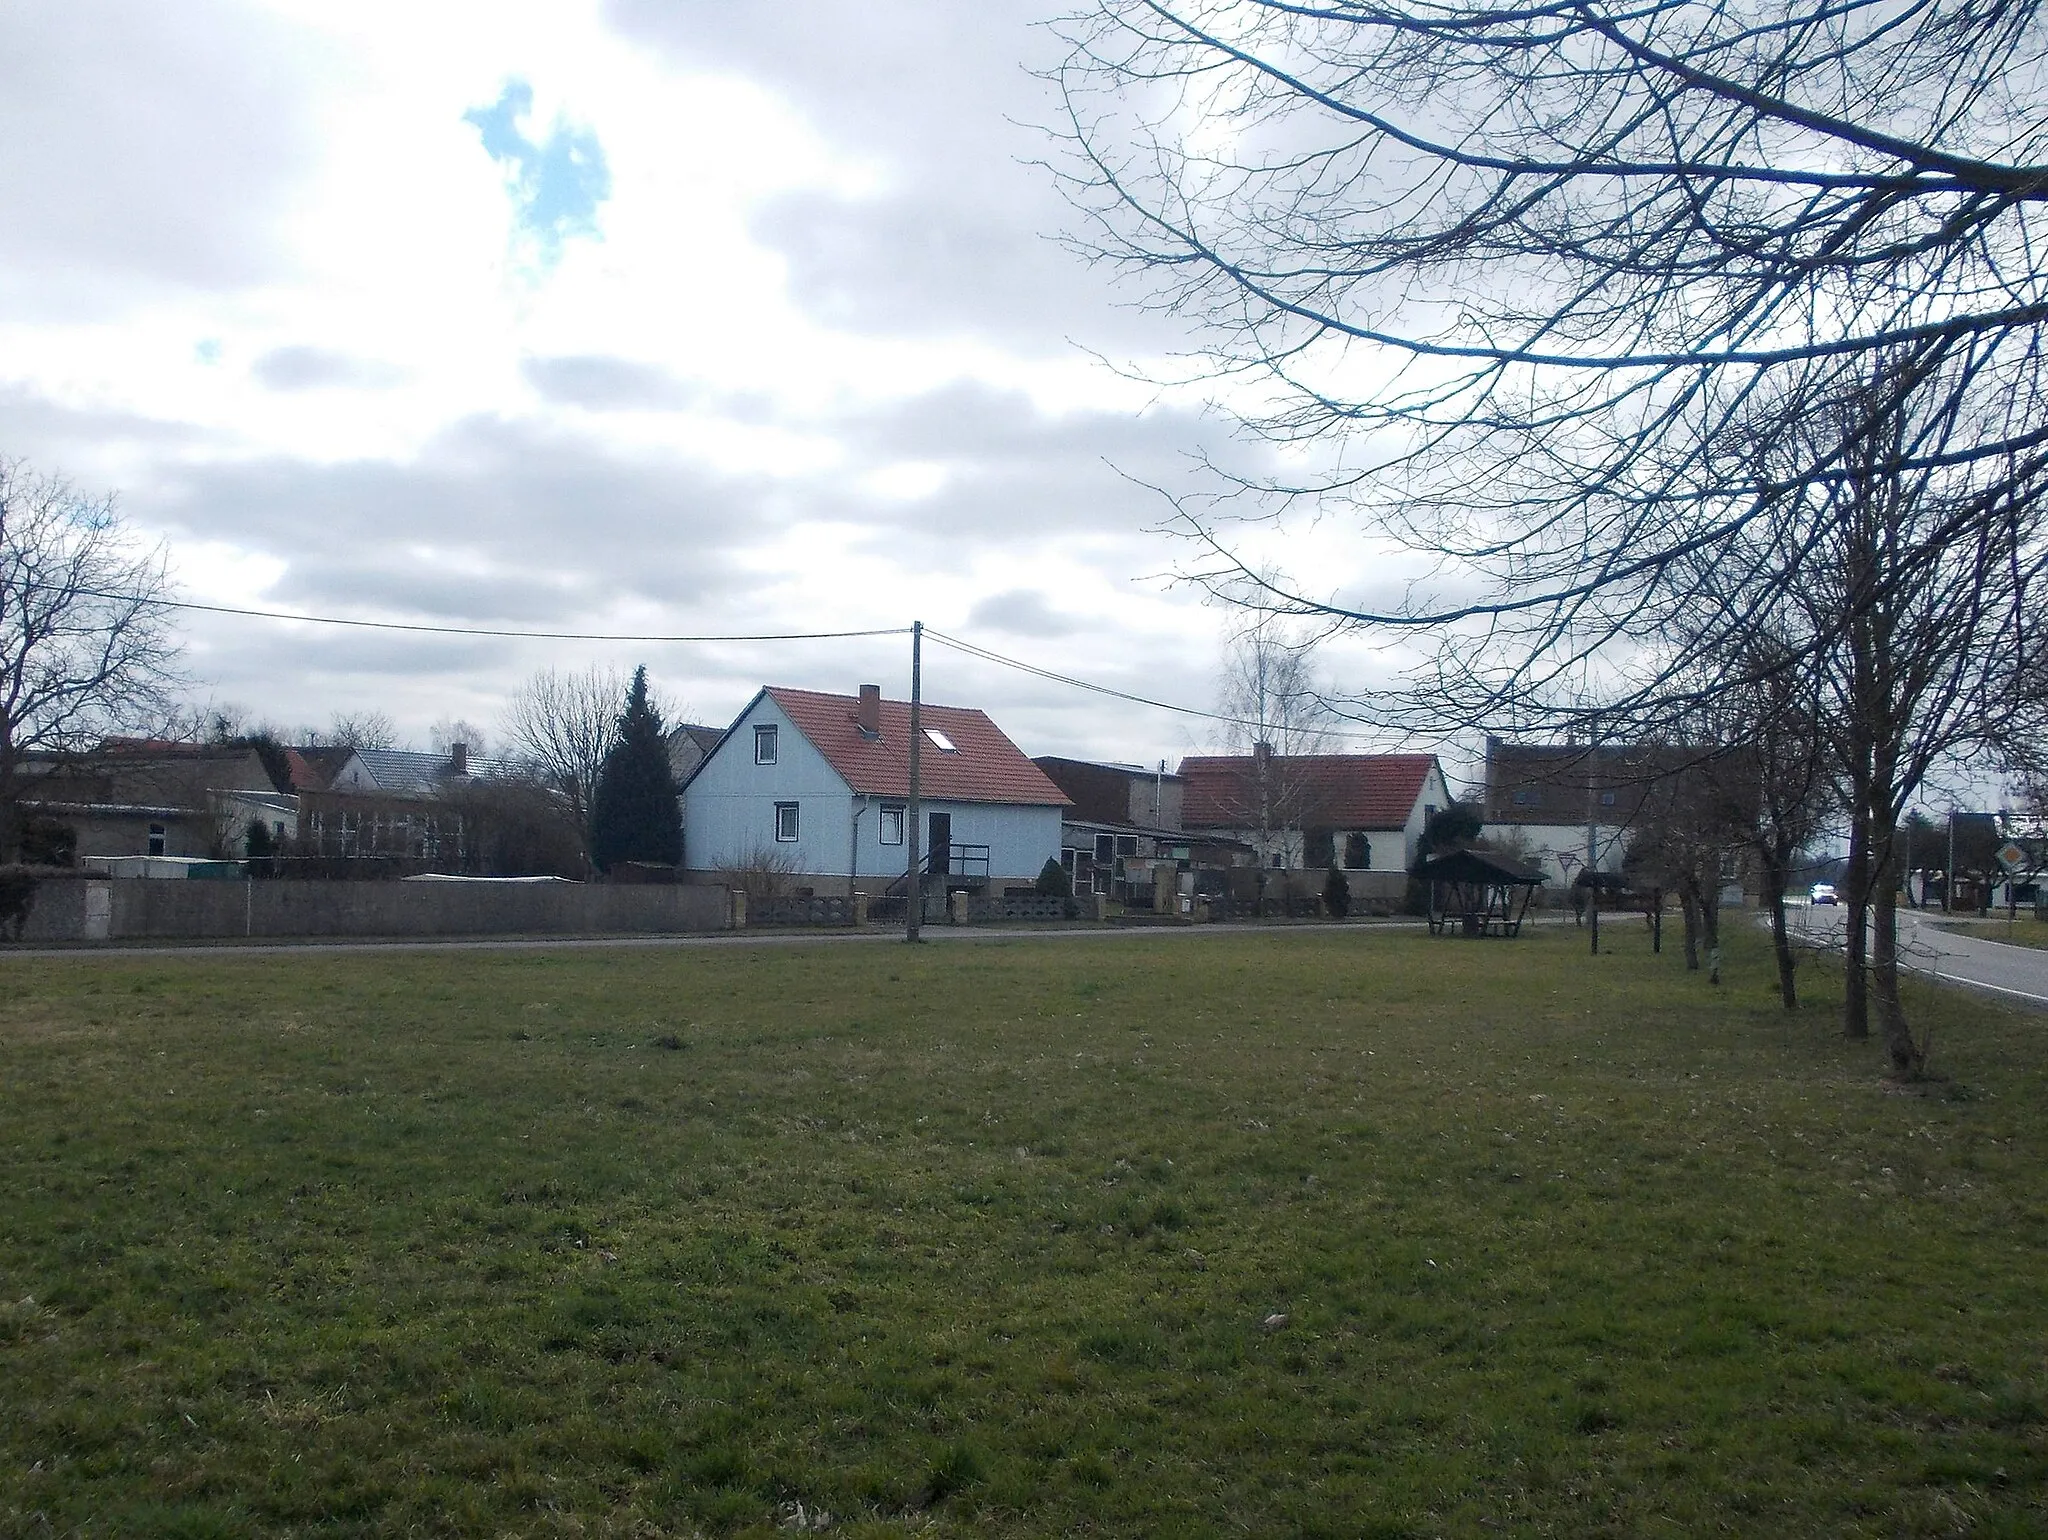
(112, 583, 1411, 749)
(116, 590, 910, 644)
(922, 625, 1393, 745)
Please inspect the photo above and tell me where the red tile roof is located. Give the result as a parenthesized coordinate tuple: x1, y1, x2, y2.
(764, 687, 1070, 806)
(283, 746, 355, 792)
(1177, 753, 1441, 830)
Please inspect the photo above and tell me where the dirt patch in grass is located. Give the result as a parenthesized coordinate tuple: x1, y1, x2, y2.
(3, 926, 2046, 1535)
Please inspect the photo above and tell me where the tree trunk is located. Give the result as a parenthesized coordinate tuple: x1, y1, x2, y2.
(1759, 841, 1798, 1008)
(1842, 800, 1870, 1040)
(1679, 884, 1701, 971)
(1873, 877, 1920, 1077)
(1865, 782, 1922, 1078)
(1700, 878, 1723, 985)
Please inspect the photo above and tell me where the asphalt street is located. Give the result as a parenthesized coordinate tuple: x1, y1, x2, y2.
(1788, 903, 2048, 1009)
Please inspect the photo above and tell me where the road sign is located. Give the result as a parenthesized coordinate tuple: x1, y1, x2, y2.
(1998, 841, 2028, 872)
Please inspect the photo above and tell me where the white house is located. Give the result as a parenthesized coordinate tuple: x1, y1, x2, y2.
(681, 684, 1071, 896)
(1176, 749, 1453, 872)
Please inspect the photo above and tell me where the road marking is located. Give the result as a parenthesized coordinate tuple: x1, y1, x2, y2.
(1911, 970, 2048, 1008)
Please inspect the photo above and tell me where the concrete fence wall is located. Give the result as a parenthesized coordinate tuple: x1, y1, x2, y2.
(13, 877, 733, 944)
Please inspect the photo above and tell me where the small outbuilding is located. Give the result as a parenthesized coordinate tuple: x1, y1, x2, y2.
(1417, 847, 1545, 937)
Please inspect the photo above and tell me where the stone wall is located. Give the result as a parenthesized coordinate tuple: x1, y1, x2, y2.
(11, 876, 732, 943)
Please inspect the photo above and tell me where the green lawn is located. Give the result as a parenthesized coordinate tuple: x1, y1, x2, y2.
(3, 926, 2045, 1537)
(1929, 914, 2048, 951)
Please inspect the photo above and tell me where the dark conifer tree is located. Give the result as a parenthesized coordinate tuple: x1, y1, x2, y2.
(589, 666, 681, 872)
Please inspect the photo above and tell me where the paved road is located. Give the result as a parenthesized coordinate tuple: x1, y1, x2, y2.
(1788, 904, 2048, 1008)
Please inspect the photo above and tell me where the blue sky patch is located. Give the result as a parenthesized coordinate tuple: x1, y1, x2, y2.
(464, 80, 611, 266)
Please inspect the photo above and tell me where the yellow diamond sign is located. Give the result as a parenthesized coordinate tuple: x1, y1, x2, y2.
(1998, 841, 2028, 871)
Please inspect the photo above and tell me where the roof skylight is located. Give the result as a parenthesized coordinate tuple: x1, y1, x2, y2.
(924, 727, 959, 753)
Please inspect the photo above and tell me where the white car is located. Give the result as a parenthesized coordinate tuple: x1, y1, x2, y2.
(1809, 882, 1839, 906)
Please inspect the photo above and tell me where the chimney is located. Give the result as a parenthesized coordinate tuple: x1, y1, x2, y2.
(452, 741, 468, 776)
(1253, 739, 1272, 772)
(857, 684, 882, 738)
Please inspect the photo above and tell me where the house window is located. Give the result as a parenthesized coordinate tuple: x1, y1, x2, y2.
(1513, 788, 1536, 807)
(1270, 851, 1284, 869)
(1344, 832, 1370, 869)
(1600, 790, 1617, 807)
(775, 802, 800, 842)
(879, 805, 904, 845)
(924, 727, 958, 753)
(340, 810, 359, 857)
(1116, 835, 1138, 857)
(1095, 833, 1114, 863)
(148, 823, 166, 857)
(754, 724, 779, 764)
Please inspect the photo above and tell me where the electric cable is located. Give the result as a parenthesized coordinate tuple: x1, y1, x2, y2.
(81, 588, 909, 644)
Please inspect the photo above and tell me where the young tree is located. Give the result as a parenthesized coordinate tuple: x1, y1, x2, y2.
(1213, 614, 1334, 866)
(1624, 749, 1757, 983)
(0, 459, 182, 859)
(243, 817, 279, 878)
(500, 664, 631, 871)
(1733, 650, 1833, 1010)
(588, 666, 681, 873)
(1035, 857, 1073, 899)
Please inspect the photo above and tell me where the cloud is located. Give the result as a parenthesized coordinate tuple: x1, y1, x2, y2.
(521, 355, 697, 411)
(465, 79, 612, 268)
(142, 414, 765, 618)
(605, 0, 1173, 354)
(252, 347, 406, 392)
(965, 589, 1082, 637)
(0, 1, 312, 312)
(810, 380, 1253, 555)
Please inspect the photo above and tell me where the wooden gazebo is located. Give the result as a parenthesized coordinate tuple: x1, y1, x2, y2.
(1418, 848, 1546, 937)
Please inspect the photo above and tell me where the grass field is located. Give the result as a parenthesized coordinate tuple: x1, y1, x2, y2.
(3, 925, 2047, 1537)
(1929, 914, 2048, 951)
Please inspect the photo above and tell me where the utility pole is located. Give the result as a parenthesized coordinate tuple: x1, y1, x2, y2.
(905, 620, 923, 943)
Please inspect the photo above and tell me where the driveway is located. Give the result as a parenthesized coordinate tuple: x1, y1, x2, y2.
(1789, 903, 2048, 1008)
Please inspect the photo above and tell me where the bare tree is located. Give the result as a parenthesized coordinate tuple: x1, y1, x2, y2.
(1055, 9, 2048, 1071)
(429, 717, 492, 761)
(1624, 745, 1757, 983)
(0, 459, 182, 856)
(500, 665, 632, 874)
(1050, 3, 2048, 725)
(1730, 643, 1834, 1010)
(1210, 614, 1336, 866)
(317, 711, 400, 751)
(1052, 2, 2048, 709)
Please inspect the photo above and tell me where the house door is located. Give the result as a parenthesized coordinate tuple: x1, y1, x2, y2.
(928, 812, 952, 876)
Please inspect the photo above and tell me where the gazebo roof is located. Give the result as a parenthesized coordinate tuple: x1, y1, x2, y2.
(1416, 847, 1546, 886)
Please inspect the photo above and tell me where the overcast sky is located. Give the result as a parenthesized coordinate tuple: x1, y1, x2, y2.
(0, 0, 1466, 782)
